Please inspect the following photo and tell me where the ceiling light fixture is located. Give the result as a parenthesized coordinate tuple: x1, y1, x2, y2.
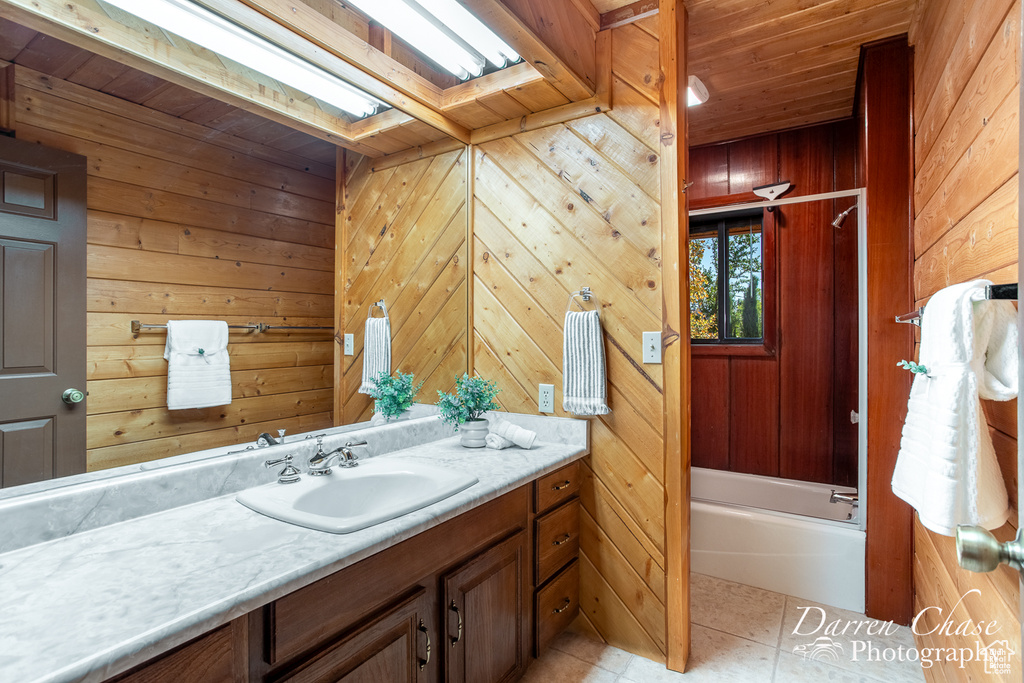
(101, 0, 385, 118)
(344, 0, 520, 80)
(688, 75, 710, 107)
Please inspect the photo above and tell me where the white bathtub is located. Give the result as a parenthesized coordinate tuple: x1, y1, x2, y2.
(691, 467, 866, 613)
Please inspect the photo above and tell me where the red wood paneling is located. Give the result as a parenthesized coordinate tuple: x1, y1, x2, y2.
(688, 121, 856, 486)
(690, 357, 729, 470)
(778, 126, 836, 484)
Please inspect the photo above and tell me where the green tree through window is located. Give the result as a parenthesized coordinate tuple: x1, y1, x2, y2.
(689, 210, 763, 343)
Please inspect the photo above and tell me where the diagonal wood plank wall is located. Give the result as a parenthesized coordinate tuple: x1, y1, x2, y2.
(9, 64, 337, 471)
(908, 0, 1021, 678)
(472, 15, 669, 661)
(339, 148, 469, 423)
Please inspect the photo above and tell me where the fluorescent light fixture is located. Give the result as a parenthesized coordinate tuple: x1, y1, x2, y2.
(345, 0, 519, 79)
(101, 0, 385, 118)
(416, 0, 520, 68)
(688, 75, 710, 107)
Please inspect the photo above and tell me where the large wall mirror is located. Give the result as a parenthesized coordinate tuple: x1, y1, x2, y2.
(0, 2, 470, 493)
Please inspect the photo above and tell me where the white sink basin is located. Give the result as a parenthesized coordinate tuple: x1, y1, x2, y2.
(236, 457, 478, 534)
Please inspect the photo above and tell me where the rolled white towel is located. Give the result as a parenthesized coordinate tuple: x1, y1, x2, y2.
(490, 419, 536, 449)
(485, 433, 513, 450)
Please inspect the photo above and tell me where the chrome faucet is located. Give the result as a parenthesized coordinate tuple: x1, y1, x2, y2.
(256, 429, 287, 447)
(308, 436, 367, 476)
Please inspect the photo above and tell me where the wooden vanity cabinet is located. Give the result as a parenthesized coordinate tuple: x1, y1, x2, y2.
(531, 461, 581, 655)
(102, 469, 581, 683)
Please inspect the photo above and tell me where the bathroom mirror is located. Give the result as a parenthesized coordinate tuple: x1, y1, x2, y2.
(0, 4, 469, 495)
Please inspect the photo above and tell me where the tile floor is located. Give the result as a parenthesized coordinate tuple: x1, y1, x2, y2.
(523, 573, 926, 683)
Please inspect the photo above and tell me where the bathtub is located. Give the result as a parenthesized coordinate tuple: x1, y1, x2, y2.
(691, 467, 866, 613)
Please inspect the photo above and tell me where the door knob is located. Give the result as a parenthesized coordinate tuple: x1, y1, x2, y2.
(62, 388, 85, 405)
(955, 525, 1024, 573)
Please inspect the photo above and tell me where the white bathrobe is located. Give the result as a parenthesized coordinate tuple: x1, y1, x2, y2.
(891, 280, 1018, 536)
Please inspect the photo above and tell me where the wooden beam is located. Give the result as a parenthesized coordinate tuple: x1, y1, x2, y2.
(0, 0, 391, 153)
(659, 0, 689, 673)
(347, 109, 416, 141)
(460, 0, 595, 101)
(0, 62, 14, 135)
(600, 0, 659, 31)
(200, 0, 470, 144)
(469, 32, 609, 145)
(469, 97, 605, 144)
(441, 62, 545, 110)
(570, 0, 602, 31)
(369, 138, 466, 172)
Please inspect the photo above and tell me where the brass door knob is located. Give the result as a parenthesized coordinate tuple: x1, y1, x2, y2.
(62, 388, 85, 405)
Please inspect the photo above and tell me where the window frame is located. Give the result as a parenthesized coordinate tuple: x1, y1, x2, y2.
(688, 204, 777, 358)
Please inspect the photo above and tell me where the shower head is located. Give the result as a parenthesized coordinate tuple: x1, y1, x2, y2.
(832, 205, 856, 229)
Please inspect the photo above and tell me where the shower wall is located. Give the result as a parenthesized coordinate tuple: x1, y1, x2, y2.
(689, 121, 858, 486)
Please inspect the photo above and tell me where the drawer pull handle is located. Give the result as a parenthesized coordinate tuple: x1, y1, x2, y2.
(449, 600, 463, 647)
(552, 597, 572, 614)
(552, 533, 572, 546)
(418, 619, 431, 670)
(551, 480, 572, 491)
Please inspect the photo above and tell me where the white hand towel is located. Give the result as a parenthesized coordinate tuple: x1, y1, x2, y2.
(359, 307, 391, 395)
(163, 320, 231, 410)
(563, 310, 611, 415)
(490, 419, 537, 449)
(485, 433, 514, 450)
(891, 280, 1018, 536)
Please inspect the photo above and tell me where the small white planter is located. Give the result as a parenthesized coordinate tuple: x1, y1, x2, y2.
(459, 419, 488, 448)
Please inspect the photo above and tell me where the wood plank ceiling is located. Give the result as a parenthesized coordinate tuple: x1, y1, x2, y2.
(2, 0, 917, 155)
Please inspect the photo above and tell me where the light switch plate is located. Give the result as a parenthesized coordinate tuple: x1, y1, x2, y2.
(643, 331, 661, 364)
(344, 333, 354, 355)
(539, 383, 555, 413)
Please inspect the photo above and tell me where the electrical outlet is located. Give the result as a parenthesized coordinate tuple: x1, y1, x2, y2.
(344, 333, 354, 355)
(643, 331, 662, 364)
(539, 383, 555, 413)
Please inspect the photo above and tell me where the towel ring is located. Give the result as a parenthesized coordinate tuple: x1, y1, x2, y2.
(368, 299, 388, 319)
(566, 287, 599, 313)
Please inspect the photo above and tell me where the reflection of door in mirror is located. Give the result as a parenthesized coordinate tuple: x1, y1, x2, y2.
(0, 136, 87, 488)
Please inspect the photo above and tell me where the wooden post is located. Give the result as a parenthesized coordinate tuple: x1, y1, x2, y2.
(466, 143, 475, 376)
(334, 147, 347, 426)
(659, 0, 690, 672)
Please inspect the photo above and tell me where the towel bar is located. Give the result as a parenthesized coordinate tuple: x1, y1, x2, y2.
(130, 320, 332, 338)
(894, 283, 1018, 325)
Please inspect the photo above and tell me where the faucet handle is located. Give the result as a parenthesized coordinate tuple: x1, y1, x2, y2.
(346, 439, 368, 447)
(277, 428, 287, 441)
(264, 454, 301, 484)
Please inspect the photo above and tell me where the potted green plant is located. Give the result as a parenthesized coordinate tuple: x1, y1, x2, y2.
(437, 373, 501, 447)
(369, 369, 423, 424)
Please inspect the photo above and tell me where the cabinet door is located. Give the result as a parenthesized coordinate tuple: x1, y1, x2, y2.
(276, 589, 434, 683)
(443, 531, 527, 683)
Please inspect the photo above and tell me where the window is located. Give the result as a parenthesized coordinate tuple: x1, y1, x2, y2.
(689, 209, 764, 343)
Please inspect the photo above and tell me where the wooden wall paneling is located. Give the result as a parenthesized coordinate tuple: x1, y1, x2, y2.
(908, 0, 1020, 670)
(726, 134, 778, 194)
(858, 38, 914, 625)
(689, 358, 728, 470)
(658, 0, 687, 671)
(687, 144, 728, 199)
(728, 358, 780, 477)
(832, 118, 859, 487)
(777, 126, 837, 484)
(11, 60, 336, 470)
(339, 149, 468, 422)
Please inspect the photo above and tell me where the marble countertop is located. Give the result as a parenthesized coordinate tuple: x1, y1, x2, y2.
(0, 419, 588, 683)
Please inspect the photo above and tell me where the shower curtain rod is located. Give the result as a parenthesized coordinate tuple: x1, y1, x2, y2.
(894, 283, 1018, 325)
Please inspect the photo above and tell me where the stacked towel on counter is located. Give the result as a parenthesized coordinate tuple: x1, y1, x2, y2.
(163, 320, 231, 410)
(485, 433, 514, 450)
(358, 306, 391, 395)
(891, 280, 1018, 536)
(490, 419, 537, 449)
(563, 310, 611, 415)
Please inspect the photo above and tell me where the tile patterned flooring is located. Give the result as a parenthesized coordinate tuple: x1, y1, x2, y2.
(523, 573, 926, 683)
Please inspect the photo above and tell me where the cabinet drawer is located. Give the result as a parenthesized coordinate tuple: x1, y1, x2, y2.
(534, 499, 579, 585)
(534, 462, 579, 514)
(534, 560, 579, 654)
